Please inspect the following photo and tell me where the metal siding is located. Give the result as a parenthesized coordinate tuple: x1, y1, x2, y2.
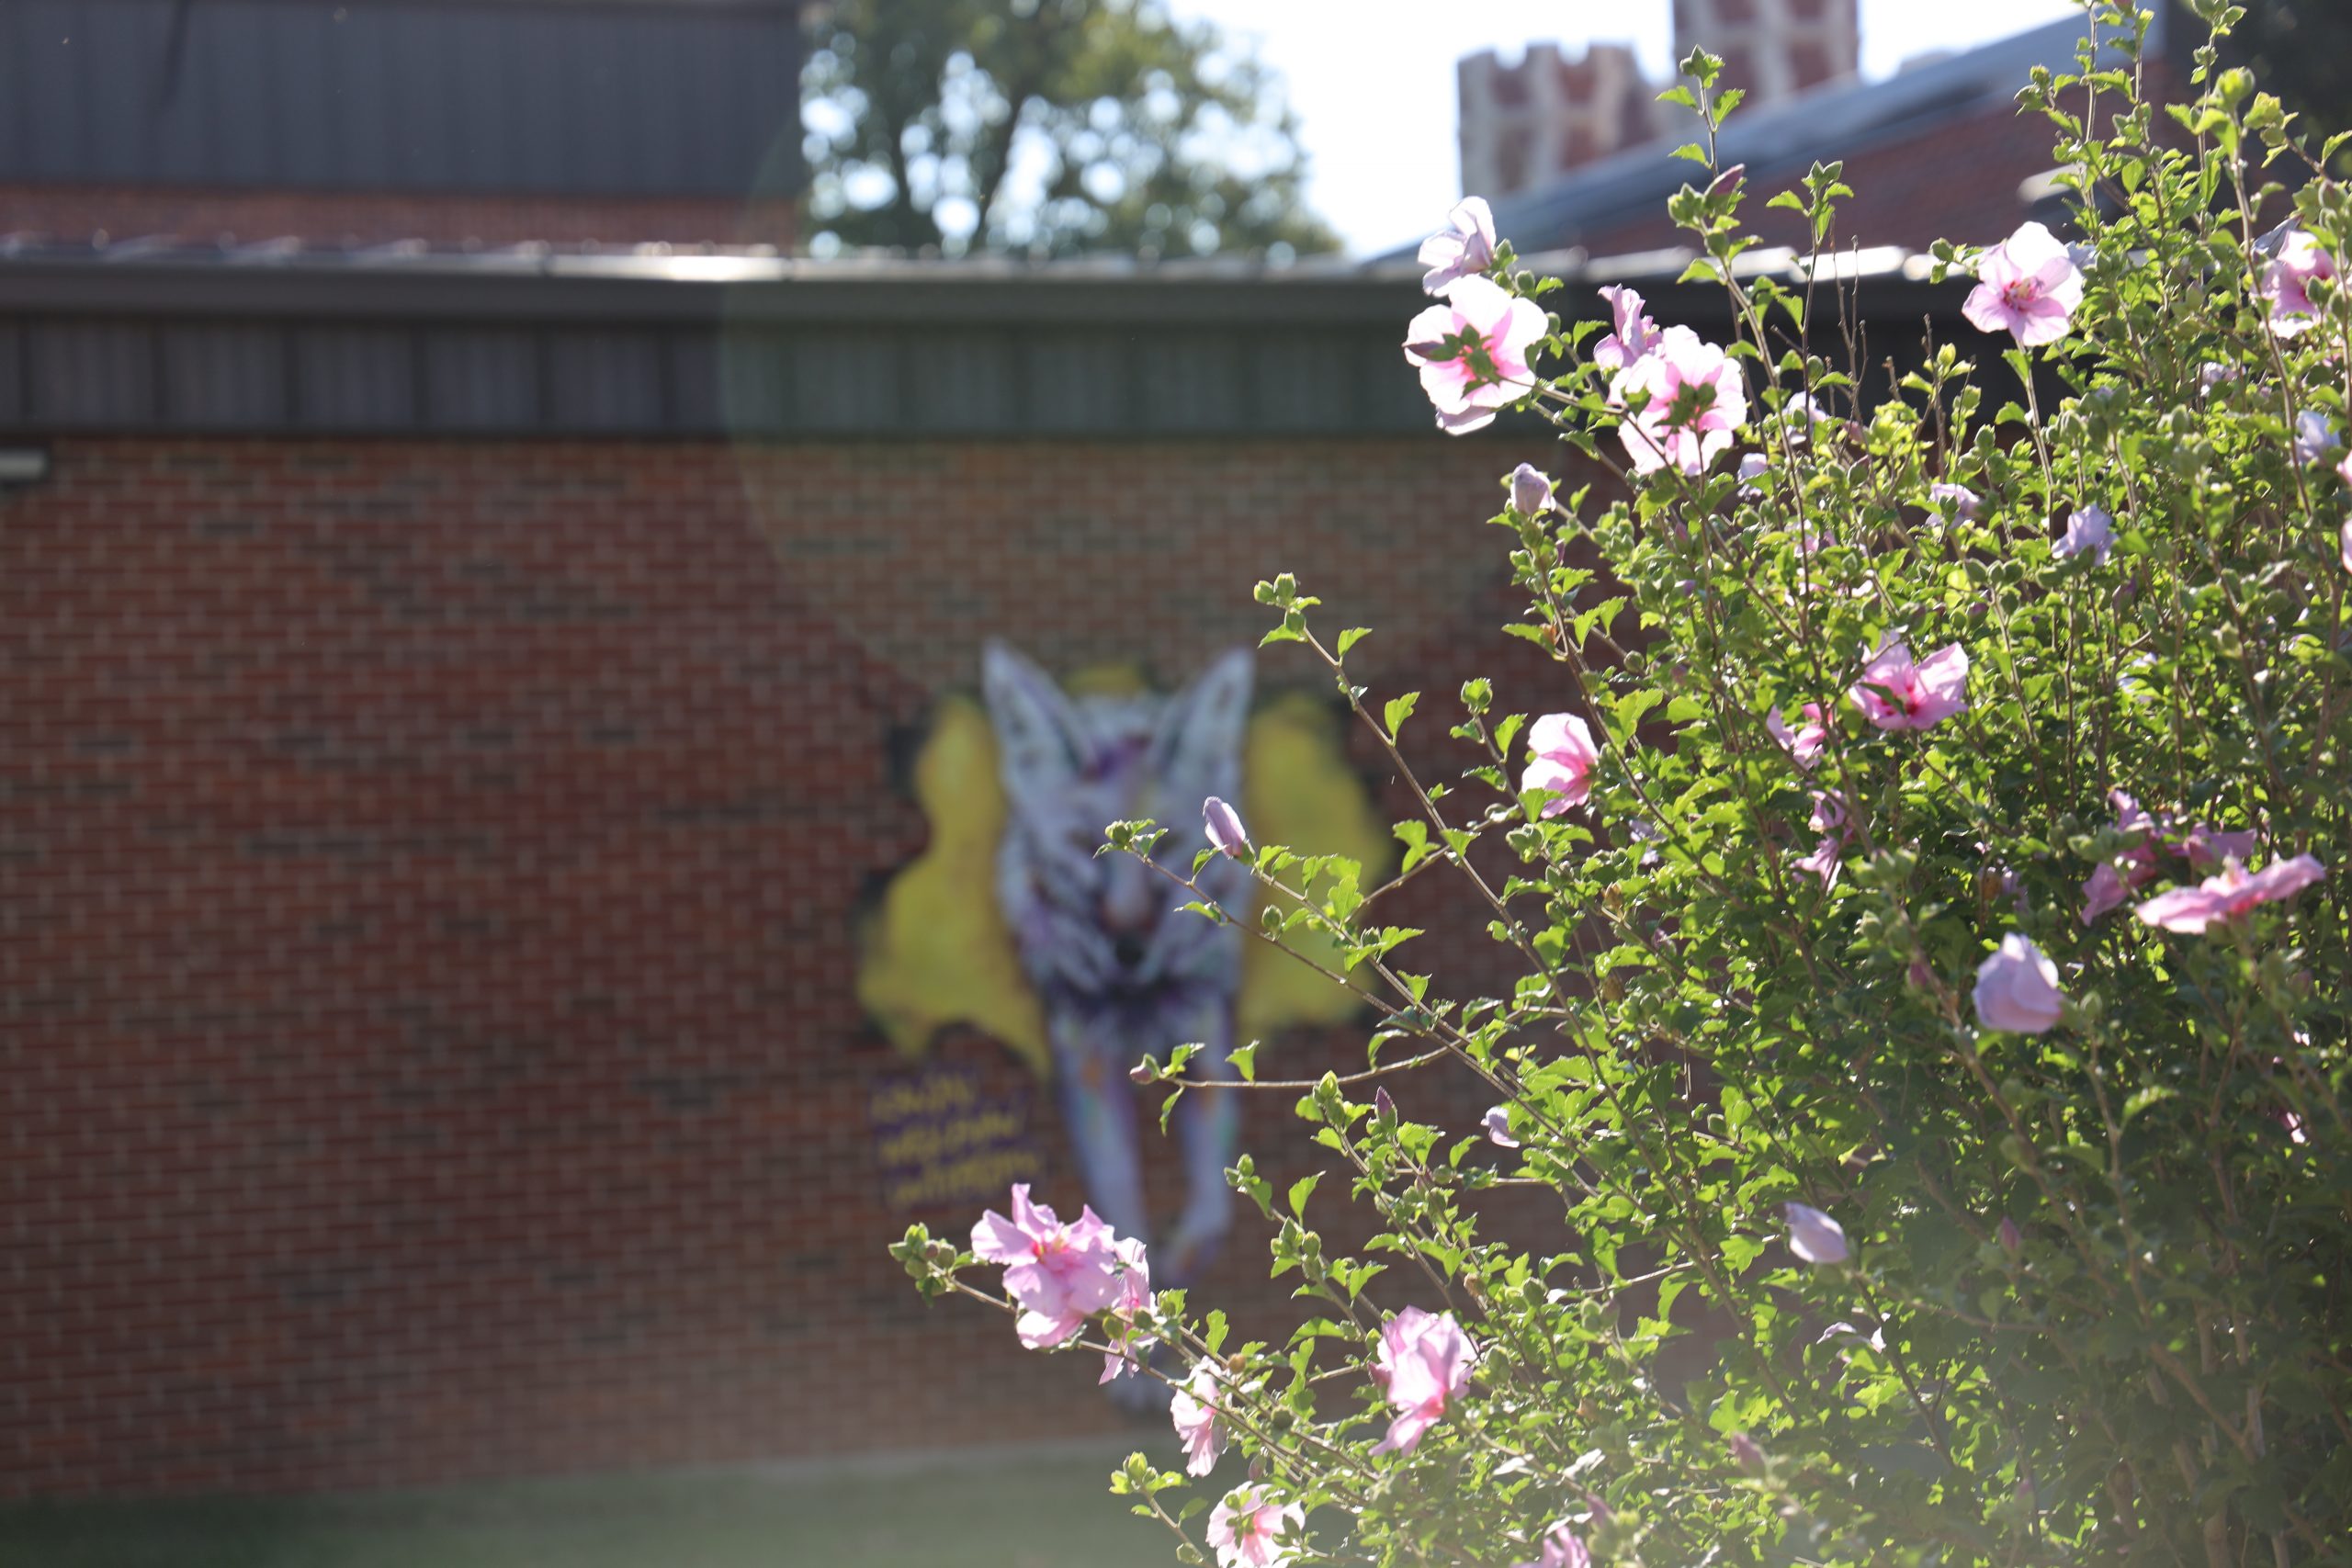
(29, 321, 156, 428)
(1026, 335, 1133, 434)
(423, 327, 542, 432)
(79, 0, 158, 186)
(1250, 335, 1356, 434)
(1354, 339, 1436, 433)
(789, 330, 900, 434)
(294, 326, 421, 433)
(909, 333, 1019, 434)
(334, 5, 400, 189)
(269, 3, 341, 190)
(0, 323, 25, 426)
(548, 331, 666, 432)
(23, 4, 84, 183)
(161, 323, 288, 430)
(1138, 335, 1244, 433)
(667, 333, 724, 434)
(718, 330, 788, 436)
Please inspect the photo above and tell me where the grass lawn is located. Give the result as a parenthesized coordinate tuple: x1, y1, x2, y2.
(0, 1438, 1179, 1568)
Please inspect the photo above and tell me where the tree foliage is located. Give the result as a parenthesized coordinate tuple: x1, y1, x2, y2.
(801, 0, 1337, 259)
(899, 2, 2352, 1563)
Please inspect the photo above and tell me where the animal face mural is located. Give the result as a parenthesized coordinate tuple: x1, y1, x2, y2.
(857, 648, 1394, 1287)
(983, 643, 1252, 1282)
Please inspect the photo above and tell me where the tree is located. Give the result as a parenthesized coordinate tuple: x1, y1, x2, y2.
(800, 0, 1339, 259)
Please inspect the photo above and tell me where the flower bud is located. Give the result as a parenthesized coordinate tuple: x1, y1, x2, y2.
(1997, 1215, 2023, 1255)
(1203, 796, 1250, 859)
(1510, 462, 1557, 515)
(1729, 1431, 1764, 1471)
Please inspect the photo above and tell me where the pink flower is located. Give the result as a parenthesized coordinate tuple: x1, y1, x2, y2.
(1610, 325, 1747, 475)
(1510, 463, 1556, 514)
(1483, 1105, 1520, 1148)
(1767, 703, 1828, 769)
(1849, 637, 1969, 731)
(2135, 854, 2328, 933)
(1728, 1431, 1765, 1471)
(1204, 796, 1249, 859)
(1590, 284, 1660, 373)
(1522, 712, 1600, 817)
(1997, 1216, 2023, 1255)
(2341, 520, 2351, 575)
(2199, 360, 2240, 392)
(1973, 933, 2064, 1034)
(1170, 1360, 1228, 1476)
(1206, 1487, 1304, 1568)
(1962, 221, 2086, 346)
(1371, 1307, 1475, 1456)
(2297, 411, 2342, 467)
(1419, 197, 1498, 296)
(2054, 503, 2113, 565)
(1404, 276, 1545, 435)
(1794, 789, 1850, 888)
(1784, 1201, 1849, 1264)
(1736, 451, 1770, 498)
(972, 1184, 1124, 1349)
(2177, 823, 2261, 872)
(1098, 1236, 1156, 1383)
(1929, 482, 1984, 520)
(2261, 229, 2336, 339)
(2080, 792, 2261, 920)
(1510, 1525, 1592, 1568)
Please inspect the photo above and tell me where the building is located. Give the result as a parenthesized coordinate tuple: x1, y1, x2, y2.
(0, 0, 806, 249)
(1457, 0, 1859, 199)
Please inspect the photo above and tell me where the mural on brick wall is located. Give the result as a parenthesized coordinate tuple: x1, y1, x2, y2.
(859, 644, 1393, 1286)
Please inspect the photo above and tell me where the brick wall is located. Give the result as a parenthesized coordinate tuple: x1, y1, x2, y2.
(0, 187, 797, 250)
(0, 433, 1568, 1496)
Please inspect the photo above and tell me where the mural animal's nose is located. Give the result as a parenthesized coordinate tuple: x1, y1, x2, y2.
(1113, 934, 1148, 970)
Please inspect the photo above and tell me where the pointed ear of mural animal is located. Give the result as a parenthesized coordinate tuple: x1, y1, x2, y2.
(981, 640, 1090, 794)
(1147, 649, 1253, 796)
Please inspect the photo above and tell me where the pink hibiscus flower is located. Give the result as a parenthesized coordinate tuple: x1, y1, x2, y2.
(1609, 324, 1748, 475)
(1848, 637, 1969, 731)
(1370, 1306, 1475, 1456)
(1767, 702, 1828, 769)
(971, 1184, 1125, 1349)
(1169, 1360, 1228, 1476)
(2134, 855, 2328, 933)
(1962, 221, 2085, 346)
(1590, 284, 1660, 373)
(1522, 711, 1601, 816)
(1206, 1487, 1305, 1568)
(1418, 197, 1498, 296)
(1404, 276, 1546, 435)
(2261, 229, 2337, 339)
(1510, 1525, 1592, 1568)
(1096, 1235, 1156, 1383)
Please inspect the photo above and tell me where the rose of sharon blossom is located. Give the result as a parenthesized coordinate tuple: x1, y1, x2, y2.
(1929, 482, 1984, 521)
(972, 1184, 1124, 1349)
(1849, 637, 1969, 731)
(1510, 463, 1556, 515)
(1404, 276, 1545, 435)
(1206, 1487, 1305, 1568)
(1590, 284, 1660, 373)
(1419, 197, 1498, 296)
(1371, 1307, 1475, 1455)
(1610, 325, 1748, 475)
(1794, 789, 1851, 888)
(1767, 703, 1828, 769)
(1483, 1105, 1520, 1148)
(1510, 1525, 1592, 1568)
(2053, 503, 2114, 565)
(2262, 229, 2337, 338)
(2081, 791, 2263, 920)
(2342, 520, 2351, 575)
(1728, 1432, 1765, 1471)
(1736, 451, 1770, 499)
(1204, 796, 1249, 859)
(1962, 221, 2086, 346)
(1784, 1201, 1849, 1264)
(1169, 1360, 1228, 1476)
(2135, 855, 2328, 933)
(1973, 933, 2064, 1034)
(2297, 411, 2342, 467)
(1523, 712, 1601, 817)
(1098, 1235, 1156, 1383)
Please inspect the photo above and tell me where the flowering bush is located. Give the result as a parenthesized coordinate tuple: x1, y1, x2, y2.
(894, 5, 2352, 1562)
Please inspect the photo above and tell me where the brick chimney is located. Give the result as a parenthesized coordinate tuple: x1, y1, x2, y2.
(1458, 41, 1662, 199)
(1671, 0, 1860, 105)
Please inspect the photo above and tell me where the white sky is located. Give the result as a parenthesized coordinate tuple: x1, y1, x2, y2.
(1166, 0, 2087, 255)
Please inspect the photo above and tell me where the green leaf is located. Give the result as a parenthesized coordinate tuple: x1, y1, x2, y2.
(1383, 691, 1419, 741)
(1288, 1172, 1323, 1219)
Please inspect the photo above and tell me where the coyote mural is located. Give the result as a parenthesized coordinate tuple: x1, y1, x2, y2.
(855, 645, 1392, 1291)
(980, 642, 1252, 1283)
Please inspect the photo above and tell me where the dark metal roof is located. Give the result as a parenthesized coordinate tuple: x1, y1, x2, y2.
(0, 241, 1968, 440)
(0, 0, 806, 199)
(1391, 7, 2173, 260)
